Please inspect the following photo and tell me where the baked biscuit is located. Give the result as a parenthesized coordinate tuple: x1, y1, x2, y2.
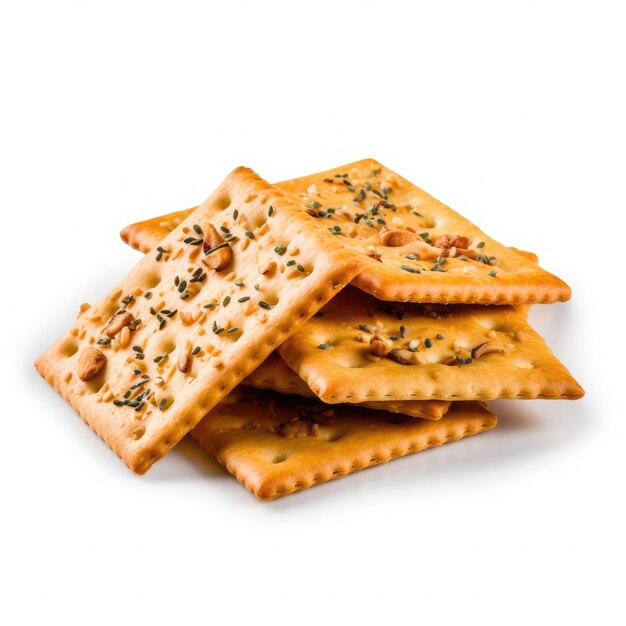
(35, 168, 361, 473)
(121, 159, 569, 304)
(277, 287, 584, 402)
(192, 389, 498, 500)
(244, 352, 451, 420)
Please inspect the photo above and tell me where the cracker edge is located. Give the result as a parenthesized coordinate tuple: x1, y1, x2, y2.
(191, 401, 497, 500)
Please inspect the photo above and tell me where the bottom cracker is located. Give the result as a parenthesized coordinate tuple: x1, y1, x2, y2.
(191, 389, 497, 500)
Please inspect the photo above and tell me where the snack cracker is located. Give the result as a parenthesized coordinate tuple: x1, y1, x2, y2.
(192, 389, 498, 500)
(35, 168, 361, 473)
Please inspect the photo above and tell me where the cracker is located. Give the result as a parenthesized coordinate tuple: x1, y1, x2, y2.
(191, 388, 498, 500)
(121, 159, 569, 304)
(35, 168, 361, 473)
(122, 207, 199, 253)
(244, 352, 451, 420)
(277, 286, 584, 403)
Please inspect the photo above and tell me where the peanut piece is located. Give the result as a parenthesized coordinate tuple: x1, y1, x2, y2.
(118, 326, 131, 348)
(387, 348, 418, 365)
(472, 341, 506, 359)
(434, 234, 470, 250)
(102, 310, 132, 337)
(202, 223, 232, 271)
(370, 334, 393, 357)
(78, 348, 106, 381)
(379, 228, 418, 247)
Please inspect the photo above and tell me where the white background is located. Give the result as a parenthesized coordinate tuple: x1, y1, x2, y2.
(1, 1, 624, 624)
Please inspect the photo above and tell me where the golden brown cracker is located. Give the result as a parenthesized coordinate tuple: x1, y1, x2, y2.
(277, 287, 584, 403)
(121, 159, 569, 304)
(35, 168, 361, 473)
(121, 207, 196, 252)
(244, 352, 451, 420)
(192, 389, 498, 500)
(280, 159, 570, 304)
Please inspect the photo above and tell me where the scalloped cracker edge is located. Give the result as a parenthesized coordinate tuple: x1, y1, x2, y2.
(192, 389, 498, 500)
(244, 352, 451, 420)
(278, 287, 584, 403)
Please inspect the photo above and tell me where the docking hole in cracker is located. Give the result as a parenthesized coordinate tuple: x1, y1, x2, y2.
(35, 167, 361, 473)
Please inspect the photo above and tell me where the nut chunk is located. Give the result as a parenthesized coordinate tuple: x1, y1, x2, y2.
(379, 228, 418, 247)
(370, 334, 393, 357)
(78, 348, 106, 381)
(101, 310, 132, 337)
(202, 223, 232, 271)
(434, 234, 470, 250)
(277, 419, 320, 439)
(472, 341, 506, 359)
(387, 348, 419, 365)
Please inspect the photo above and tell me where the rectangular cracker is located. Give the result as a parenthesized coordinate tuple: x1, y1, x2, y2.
(244, 352, 451, 420)
(35, 167, 361, 473)
(245, 287, 534, 410)
(277, 286, 584, 403)
(120, 159, 570, 304)
(191, 388, 498, 500)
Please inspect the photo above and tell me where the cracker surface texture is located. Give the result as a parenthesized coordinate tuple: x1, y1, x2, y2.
(244, 352, 451, 420)
(192, 389, 498, 500)
(121, 159, 570, 304)
(35, 168, 361, 473)
(277, 287, 584, 403)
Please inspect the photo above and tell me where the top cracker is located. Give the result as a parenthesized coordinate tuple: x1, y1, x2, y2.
(35, 168, 360, 473)
(121, 159, 571, 304)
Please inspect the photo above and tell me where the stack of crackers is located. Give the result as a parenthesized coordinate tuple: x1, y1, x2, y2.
(35, 159, 583, 499)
